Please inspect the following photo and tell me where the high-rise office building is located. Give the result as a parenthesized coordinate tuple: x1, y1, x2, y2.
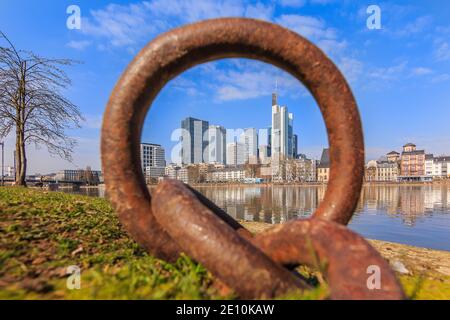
(226, 142, 246, 166)
(293, 134, 298, 158)
(239, 128, 258, 164)
(271, 93, 294, 159)
(288, 113, 294, 157)
(181, 117, 209, 164)
(206, 125, 226, 164)
(259, 145, 271, 164)
(140, 143, 166, 178)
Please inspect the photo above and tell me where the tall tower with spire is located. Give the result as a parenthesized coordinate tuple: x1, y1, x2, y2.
(272, 79, 278, 106)
(271, 81, 293, 158)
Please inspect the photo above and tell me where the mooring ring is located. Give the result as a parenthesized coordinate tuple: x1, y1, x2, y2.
(101, 17, 365, 261)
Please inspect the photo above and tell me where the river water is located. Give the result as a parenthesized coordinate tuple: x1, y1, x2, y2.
(68, 184, 450, 251)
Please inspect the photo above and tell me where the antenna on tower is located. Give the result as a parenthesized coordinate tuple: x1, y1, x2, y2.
(272, 78, 278, 106)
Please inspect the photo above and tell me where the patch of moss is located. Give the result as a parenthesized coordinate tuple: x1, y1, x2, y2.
(400, 274, 450, 300)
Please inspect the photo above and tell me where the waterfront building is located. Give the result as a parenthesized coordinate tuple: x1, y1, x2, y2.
(431, 156, 450, 178)
(55, 169, 102, 184)
(140, 143, 166, 179)
(165, 163, 225, 184)
(425, 154, 434, 176)
(5, 166, 15, 177)
(206, 165, 247, 183)
(399, 143, 430, 182)
(386, 151, 400, 163)
(259, 165, 273, 180)
(226, 142, 246, 166)
(239, 128, 258, 164)
(377, 160, 399, 182)
(164, 164, 193, 184)
(259, 145, 271, 165)
(365, 159, 399, 182)
(165, 163, 181, 180)
(365, 160, 377, 182)
(206, 125, 226, 164)
(317, 148, 330, 183)
(181, 117, 209, 164)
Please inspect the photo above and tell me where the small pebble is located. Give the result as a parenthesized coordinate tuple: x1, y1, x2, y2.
(391, 260, 409, 274)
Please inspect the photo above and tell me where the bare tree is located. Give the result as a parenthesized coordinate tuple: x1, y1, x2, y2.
(244, 162, 258, 178)
(0, 31, 83, 186)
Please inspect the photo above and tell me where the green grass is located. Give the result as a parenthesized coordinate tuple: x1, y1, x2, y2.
(0, 187, 448, 300)
(0, 187, 219, 299)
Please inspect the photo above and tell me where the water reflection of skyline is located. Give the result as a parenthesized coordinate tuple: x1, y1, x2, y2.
(196, 185, 450, 227)
(197, 185, 324, 224)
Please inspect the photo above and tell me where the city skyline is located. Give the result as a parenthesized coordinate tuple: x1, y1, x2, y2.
(1, 1, 450, 174)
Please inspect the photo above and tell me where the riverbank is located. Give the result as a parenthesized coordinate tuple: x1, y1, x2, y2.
(0, 187, 449, 299)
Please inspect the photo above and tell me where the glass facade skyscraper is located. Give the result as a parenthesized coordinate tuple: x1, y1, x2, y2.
(206, 125, 227, 164)
(181, 117, 209, 164)
(239, 128, 258, 164)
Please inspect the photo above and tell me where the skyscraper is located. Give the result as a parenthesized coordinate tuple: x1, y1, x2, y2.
(226, 142, 246, 166)
(206, 125, 226, 164)
(140, 143, 166, 178)
(239, 128, 258, 164)
(181, 117, 209, 164)
(293, 134, 298, 158)
(288, 113, 294, 157)
(259, 145, 271, 164)
(271, 93, 294, 159)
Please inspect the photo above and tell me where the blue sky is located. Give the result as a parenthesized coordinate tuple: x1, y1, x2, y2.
(1, 0, 450, 174)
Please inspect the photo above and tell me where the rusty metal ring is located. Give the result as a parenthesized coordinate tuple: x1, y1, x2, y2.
(101, 18, 365, 261)
(152, 180, 404, 299)
(152, 179, 310, 299)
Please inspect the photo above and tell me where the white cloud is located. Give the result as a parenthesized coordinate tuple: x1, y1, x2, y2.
(411, 67, 433, 76)
(80, 0, 279, 49)
(435, 42, 450, 61)
(279, 0, 306, 8)
(202, 60, 303, 101)
(77, 1, 360, 100)
(275, 14, 348, 59)
(66, 40, 92, 50)
(309, 0, 335, 4)
(368, 61, 408, 81)
(276, 14, 337, 40)
(395, 15, 433, 36)
(431, 73, 450, 83)
(81, 2, 159, 47)
(215, 69, 298, 101)
(168, 77, 200, 96)
(145, 0, 244, 22)
(338, 57, 363, 83)
(244, 2, 274, 21)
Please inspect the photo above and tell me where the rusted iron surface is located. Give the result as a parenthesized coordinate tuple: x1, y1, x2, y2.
(101, 17, 404, 299)
(152, 179, 310, 299)
(252, 219, 405, 299)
